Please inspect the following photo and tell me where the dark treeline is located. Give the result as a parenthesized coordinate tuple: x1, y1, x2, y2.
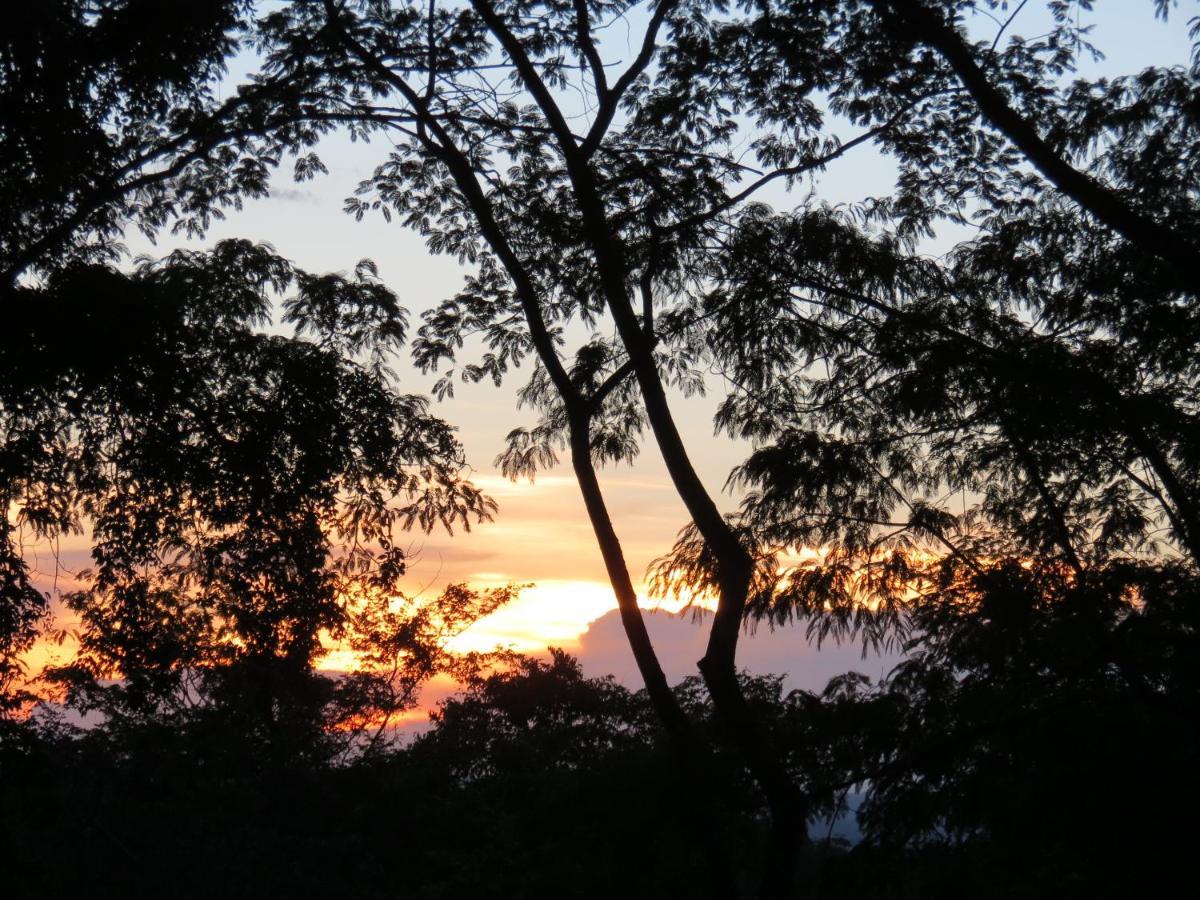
(3, 639, 1195, 899)
(3, 1, 1200, 898)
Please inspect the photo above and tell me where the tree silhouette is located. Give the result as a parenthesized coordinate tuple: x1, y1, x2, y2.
(1, 0, 342, 289)
(2, 3, 1197, 896)
(2, 237, 501, 742)
(641, 0, 1199, 625)
(1, 0, 509, 733)
(241, 2, 1200, 893)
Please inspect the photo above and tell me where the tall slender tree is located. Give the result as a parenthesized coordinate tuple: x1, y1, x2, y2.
(255, 2, 1197, 893)
(252, 1, 903, 892)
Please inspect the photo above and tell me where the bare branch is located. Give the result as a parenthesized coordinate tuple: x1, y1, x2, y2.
(573, 0, 609, 99)
(581, 0, 680, 158)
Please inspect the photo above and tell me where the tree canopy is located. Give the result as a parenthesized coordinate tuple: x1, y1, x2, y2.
(246, 1, 1200, 891)
(2, 2, 1198, 898)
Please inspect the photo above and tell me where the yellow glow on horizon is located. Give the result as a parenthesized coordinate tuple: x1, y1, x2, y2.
(316, 647, 364, 673)
(22, 557, 810, 684)
(444, 577, 717, 654)
(445, 580, 621, 652)
(309, 577, 717, 676)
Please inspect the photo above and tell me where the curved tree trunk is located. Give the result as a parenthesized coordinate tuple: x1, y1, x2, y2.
(562, 152, 810, 900)
(327, 8, 809, 893)
(875, 0, 1200, 288)
(566, 415, 739, 899)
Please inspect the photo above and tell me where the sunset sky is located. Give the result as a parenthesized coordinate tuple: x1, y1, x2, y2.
(21, 4, 1192, 699)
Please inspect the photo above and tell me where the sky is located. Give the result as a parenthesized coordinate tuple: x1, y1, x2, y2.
(19, 0, 1196, 703)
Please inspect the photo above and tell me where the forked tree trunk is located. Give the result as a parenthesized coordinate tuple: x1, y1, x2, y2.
(565, 155, 810, 900)
(327, 8, 810, 893)
(566, 417, 738, 898)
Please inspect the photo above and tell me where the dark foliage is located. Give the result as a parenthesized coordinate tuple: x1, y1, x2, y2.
(3, 2, 1198, 898)
(0, 237, 500, 743)
(4, 632, 1195, 898)
(0, 653, 752, 900)
(0, 0, 342, 287)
